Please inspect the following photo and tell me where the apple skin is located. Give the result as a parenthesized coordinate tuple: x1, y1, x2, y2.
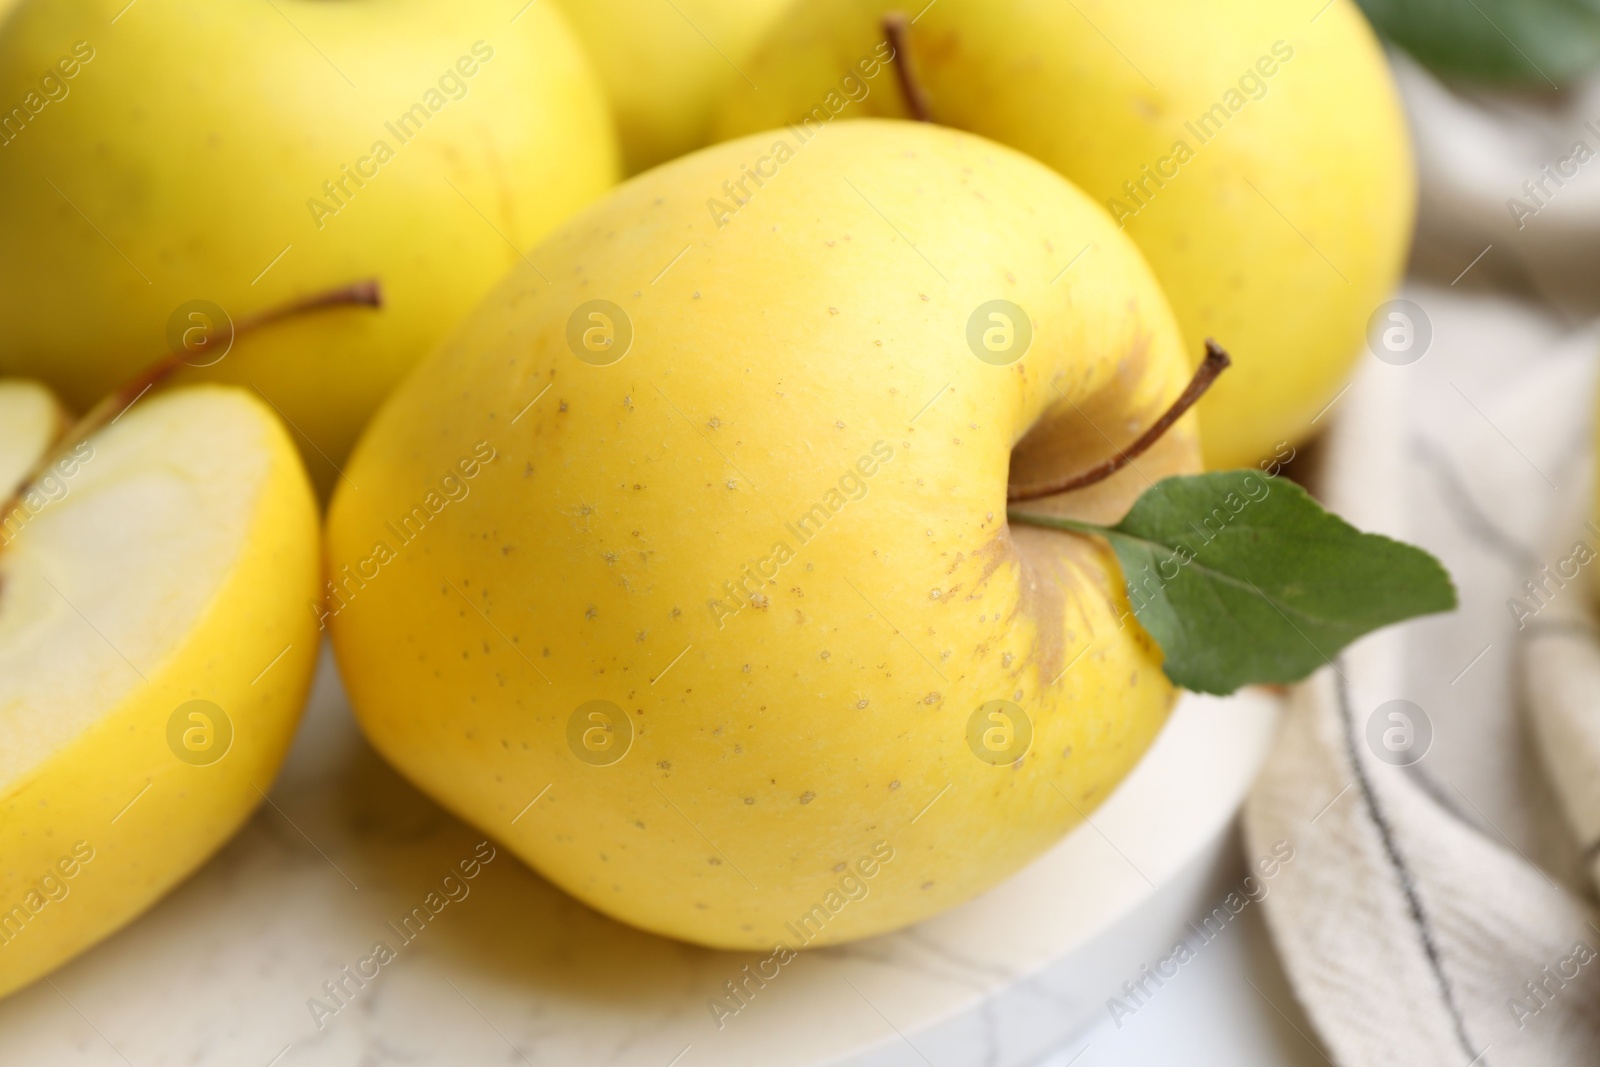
(0, 386, 319, 999)
(0, 0, 618, 497)
(714, 0, 1415, 470)
(552, 0, 791, 175)
(328, 120, 1199, 949)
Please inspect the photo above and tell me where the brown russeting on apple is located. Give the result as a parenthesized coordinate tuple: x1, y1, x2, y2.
(1007, 340, 1232, 503)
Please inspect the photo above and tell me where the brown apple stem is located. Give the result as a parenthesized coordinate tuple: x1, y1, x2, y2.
(883, 12, 932, 123)
(56, 278, 381, 468)
(0, 279, 383, 549)
(1006, 340, 1231, 504)
(235, 277, 382, 334)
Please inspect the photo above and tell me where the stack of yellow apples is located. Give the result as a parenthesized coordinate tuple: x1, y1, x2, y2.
(0, 0, 1414, 995)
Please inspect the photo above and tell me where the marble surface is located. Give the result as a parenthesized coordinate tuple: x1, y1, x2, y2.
(1040, 852, 1331, 1067)
(0, 647, 1280, 1066)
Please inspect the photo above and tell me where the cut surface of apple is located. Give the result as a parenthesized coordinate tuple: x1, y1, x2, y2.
(0, 383, 320, 999)
(329, 120, 1201, 950)
(0, 380, 65, 497)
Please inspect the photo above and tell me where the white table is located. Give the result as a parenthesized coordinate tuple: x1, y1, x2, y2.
(1039, 840, 1332, 1067)
(0, 646, 1288, 1066)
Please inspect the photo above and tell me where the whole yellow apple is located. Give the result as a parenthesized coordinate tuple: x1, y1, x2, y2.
(553, 0, 791, 175)
(0, 383, 320, 998)
(0, 0, 617, 495)
(715, 0, 1415, 469)
(328, 119, 1200, 949)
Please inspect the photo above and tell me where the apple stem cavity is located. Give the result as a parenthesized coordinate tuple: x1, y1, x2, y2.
(883, 12, 933, 123)
(1007, 340, 1232, 504)
(0, 279, 383, 551)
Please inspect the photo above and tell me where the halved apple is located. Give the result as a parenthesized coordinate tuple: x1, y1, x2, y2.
(0, 382, 320, 998)
(0, 380, 67, 496)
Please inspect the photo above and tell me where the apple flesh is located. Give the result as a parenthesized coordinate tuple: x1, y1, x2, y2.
(0, 384, 320, 998)
(328, 120, 1199, 949)
(715, 0, 1415, 470)
(0, 380, 66, 497)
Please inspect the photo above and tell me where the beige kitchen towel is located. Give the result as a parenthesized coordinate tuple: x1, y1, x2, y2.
(1243, 50, 1600, 1067)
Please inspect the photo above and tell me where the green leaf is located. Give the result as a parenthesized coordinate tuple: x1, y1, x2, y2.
(1357, 0, 1600, 85)
(1008, 471, 1457, 695)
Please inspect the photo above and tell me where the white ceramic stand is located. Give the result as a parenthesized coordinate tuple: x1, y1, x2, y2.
(0, 646, 1279, 1066)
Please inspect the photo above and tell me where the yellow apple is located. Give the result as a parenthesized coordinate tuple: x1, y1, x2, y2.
(553, 0, 792, 175)
(0, 383, 320, 998)
(0, 0, 618, 496)
(328, 119, 1200, 949)
(0, 380, 66, 495)
(714, 0, 1415, 469)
